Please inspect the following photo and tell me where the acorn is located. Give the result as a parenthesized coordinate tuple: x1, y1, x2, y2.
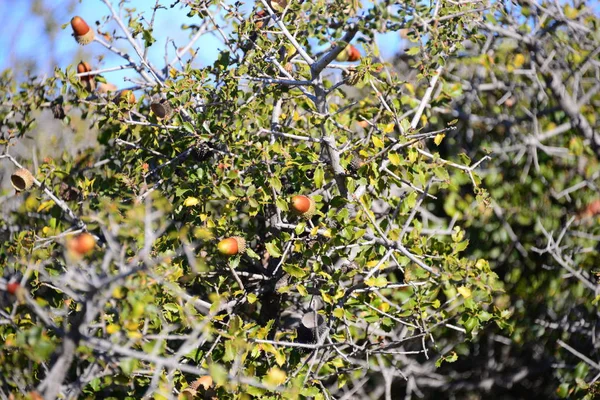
(68, 232, 96, 256)
(77, 61, 96, 91)
(10, 168, 35, 192)
(71, 16, 95, 45)
(150, 100, 173, 120)
(217, 237, 246, 256)
(253, 10, 268, 29)
(290, 195, 316, 218)
(6, 282, 21, 296)
(336, 44, 361, 62)
(114, 90, 136, 106)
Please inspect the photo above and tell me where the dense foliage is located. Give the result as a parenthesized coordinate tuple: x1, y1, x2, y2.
(0, 0, 598, 399)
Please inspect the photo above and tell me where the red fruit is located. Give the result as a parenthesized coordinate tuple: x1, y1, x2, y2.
(68, 232, 96, 256)
(347, 45, 361, 62)
(217, 237, 246, 256)
(291, 195, 316, 217)
(71, 16, 91, 36)
(336, 44, 360, 62)
(6, 282, 20, 296)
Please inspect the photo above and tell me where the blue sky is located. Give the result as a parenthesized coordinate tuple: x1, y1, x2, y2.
(0, 0, 401, 88)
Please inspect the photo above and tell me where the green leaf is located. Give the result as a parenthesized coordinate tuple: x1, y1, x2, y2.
(283, 264, 307, 279)
(266, 242, 282, 257)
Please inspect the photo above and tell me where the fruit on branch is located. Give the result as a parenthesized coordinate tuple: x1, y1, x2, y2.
(217, 237, 246, 256)
(150, 100, 173, 120)
(10, 168, 35, 192)
(68, 232, 96, 256)
(77, 61, 96, 91)
(114, 90, 136, 106)
(71, 16, 95, 45)
(335, 44, 361, 62)
(290, 195, 316, 217)
(6, 282, 21, 296)
(253, 10, 268, 29)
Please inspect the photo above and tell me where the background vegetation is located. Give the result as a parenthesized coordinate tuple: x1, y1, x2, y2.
(0, 0, 599, 399)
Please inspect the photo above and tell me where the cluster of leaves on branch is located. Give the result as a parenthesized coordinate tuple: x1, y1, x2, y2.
(3, 0, 598, 399)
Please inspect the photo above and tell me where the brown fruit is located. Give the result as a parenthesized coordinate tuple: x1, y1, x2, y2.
(77, 61, 95, 91)
(68, 232, 96, 256)
(217, 237, 246, 256)
(71, 16, 95, 45)
(291, 195, 316, 217)
(254, 10, 268, 29)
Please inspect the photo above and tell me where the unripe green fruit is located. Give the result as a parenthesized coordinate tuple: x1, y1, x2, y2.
(217, 237, 246, 256)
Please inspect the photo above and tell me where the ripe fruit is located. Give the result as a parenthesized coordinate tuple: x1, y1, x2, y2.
(217, 237, 246, 256)
(290, 195, 316, 217)
(6, 282, 20, 296)
(10, 168, 35, 192)
(77, 61, 96, 91)
(68, 232, 96, 256)
(253, 10, 268, 29)
(115, 90, 136, 106)
(336, 44, 361, 62)
(71, 16, 95, 45)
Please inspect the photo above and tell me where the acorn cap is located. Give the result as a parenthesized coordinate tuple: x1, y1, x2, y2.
(232, 236, 247, 254)
(11, 168, 35, 191)
(300, 312, 327, 343)
(150, 101, 173, 120)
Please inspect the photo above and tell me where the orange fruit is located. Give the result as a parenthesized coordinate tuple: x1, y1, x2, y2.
(217, 237, 246, 256)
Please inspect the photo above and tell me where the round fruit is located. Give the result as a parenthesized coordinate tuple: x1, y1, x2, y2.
(68, 232, 96, 255)
(115, 90, 136, 105)
(336, 44, 360, 62)
(290, 195, 316, 217)
(77, 61, 92, 75)
(347, 45, 361, 62)
(71, 16, 90, 36)
(217, 237, 246, 256)
(71, 16, 95, 45)
(77, 61, 95, 91)
(6, 282, 20, 296)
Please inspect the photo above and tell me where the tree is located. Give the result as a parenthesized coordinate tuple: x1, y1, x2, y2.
(0, 0, 598, 399)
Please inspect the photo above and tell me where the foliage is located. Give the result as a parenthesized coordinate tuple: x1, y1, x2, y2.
(0, 0, 598, 399)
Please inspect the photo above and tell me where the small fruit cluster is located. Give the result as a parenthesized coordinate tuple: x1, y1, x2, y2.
(217, 194, 316, 256)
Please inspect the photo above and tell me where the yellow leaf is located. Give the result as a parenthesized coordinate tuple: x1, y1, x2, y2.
(388, 153, 401, 166)
(457, 286, 472, 298)
(183, 197, 200, 207)
(383, 123, 395, 134)
(434, 133, 445, 146)
(372, 136, 384, 148)
(513, 53, 526, 68)
(265, 367, 287, 387)
(106, 324, 119, 334)
(37, 200, 55, 213)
